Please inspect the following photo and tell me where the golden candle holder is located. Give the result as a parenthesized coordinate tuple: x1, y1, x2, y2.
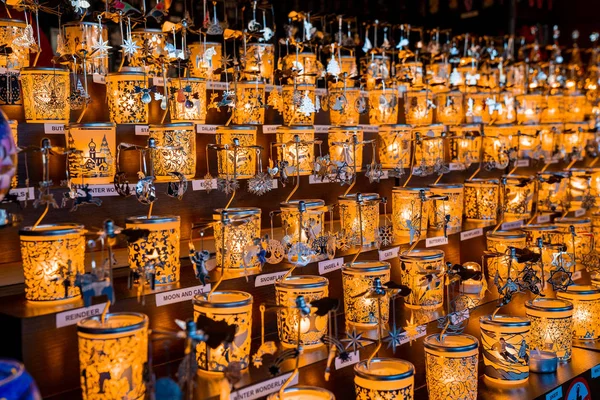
(515, 94, 544, 124)
(397, 61, 425, 88)
(280, 199, 327, 247)
(276, 125, 316, 176)
(557, 285, 600, 340)
(481, 125, 516, 170)
(522, 224, 562, 247)
(66, 123, 116, 185)
(555, 217, 593, 262)
(149, 123, 196, 181)
(540, 94, 564, 123)
(479, 316, 530, 384)
(328, 126, 364, 170)
(392, 187, 430, 237)
(62, 22, 109, 74)
(20, 224, 86, 302)
(328, 87, 362, 126)
(241, 43, 274, 82)
(215, 125, 257, 179)
(189, 42, 222, 79)
(213, 207, 261, 275)
(275, 275, 329, 348)
(516, 125, 541, 159)
(536, 172, 570, 213)
(424, 334, 479, 400)
(412, 125, 445, 175)
(537, 124, 561, 160)
(106, 71, 149, 124)
(404, 90, 434, 125)
(77, 312, 149, 400)
(354, 358, 415, 400)
(428, 62, 452, 89)
(378, 124, 412, 170)
(268, 386, 335, 400)
(168, 77, 207, 123)
(464, 92, 489, 123)
(342, 261, 391, 326)
(568, 169, 594, 211)
(130, 29, 168, 75)
(281, 52, 323, 85)
(564, 94, 587, 122)
(20, 67, 70, 123)
(448, 125, 481, 169)
(368, 89, 398, 125)
(338, 193, 380, 247)
(0, 19, 29, 70)
(483, 92, 517, 124)
(502, 175, 535, 222)
(464, 179, 499, 221)
(429, 184, 464, 232)
(486, 230, 527, 279)
(360, 55, 391, 90)
(193, 291, 253, 371)
(232, 81, 266, 125)
(125, 216, 181, 285)
(434, 90, 464, 125)
(525, 298, 574, 361)
(282, 84, 316, 126)
(399, 249, 446, 309)
(562, 125, 587, 160)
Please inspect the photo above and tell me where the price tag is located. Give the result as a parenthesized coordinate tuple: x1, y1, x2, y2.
(426, 236, 448, 247)
(207, 81, 229, 90)
(191, 179, 217, 191)
(314, 125, 329, 133)
(135, 125, 149, 136)
(449, 162, 465, 171)
(335, 351, 360, 370)
(152, 76, 165, 86)
(255, 271, 288, 287)
(545, 387, 562, 400)
(502, 220, 524, 230)
(379, 170, 389, 179)
(308, 175, 334, 184)
(262, 125, 280, 134)
(460, 228, 483, 241)
(56, 303, 108, 328)
(572, 270, 582, 280)
(155, 284, 211, 307)
(92, 73, 106, 84)
(87, 184, 134, 197)
(537, 214, 551, 223)
(575, 209, 586, 217)
(318, 257, 344, 275)
(515, 159, 530, 167)
(358, 124, 378, 133)
(8, 187, 34, 201)
(230, 372, 297, 400)
(196, 124, 218, 134)
(379, 246, 399, 261)
(44, 123, 65, 134)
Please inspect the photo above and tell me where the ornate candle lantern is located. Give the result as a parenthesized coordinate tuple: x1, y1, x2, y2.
(193, 291, 253, 371)
(502, 175, 535, 222)
(567, 169, 594, 211)
(354, 358, 415, 400)
(62, 22, 109, 74)
(275, 275, 329, 348)
(20, 67, 70, 123)
(189, 42, 222, 79)
(281, 52, 323, 85)
(555, 217, 593, 262)
(328, 87, 362, 126)
(515, 94, 544, 124)
(428, 62, 452, 89)
(280, 199, 327, 248)
(404, 90, 434, 125)
(282, 84, 316, 126)
(106, 71, 149, 124)
(429, 184, 464, 232)
(516, 125, 541, 159)
(580, 168, 600, 197)
(412, 125, 445, 175)
(328, 126, 363, 170)
(464, 92, 488, 123)
(215, 125, 257, 179)
(378, 124, 412, 170)
(167, 77, 207, 123)
(424, 334, 479, 400)
(77, 312, 149, 400)
(125, 216, 181, 285)
(242, 43, 275, 82)
(448, 125, 481, 169)
(557, 285, 600, 340)
(486, 230, 527, 279)
(564, 94, 587, 122)
(232, 81, 266, 125)
(0, 19, 29, 70)
(392, 187, 430, 237)
(434, 90, 464, 125)
(399, 249, 446, 309)
(213, 208, 261, 275)
(149, 123, 196, 181)
(537, 124, 561, 160)
(541, 95, 565, 123)
(536, 172, 570, 213)
(338, 193, 380, 247)
(268, 386, 335, 400)
(562, 125, 587, 160)
(361, 55, 391, 89)
(130, 29, 168, 74)
(398, 61, 425, 88)
(464, 179, 499, 221)
(368, 88, 399, 125)
(66, 123, 116, 185)
(339, 55, 358, 81)
(342, 261, 391, 326)
(522, 224, 562, 247)
(481, 92, 516, 124)
(481, 125, 515, 170)
(20, 224, 86, 302)
(479, 316, 531, 384)
(276, 126, 315, 176)
(525, 298, 574, 361)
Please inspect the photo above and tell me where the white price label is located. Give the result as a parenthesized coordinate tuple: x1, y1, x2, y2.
(515, 159, 530, 167)
(196, 124, 218, 134)
(575, 208, 586, 217)
(318, 257, 344, 275)
(379, 246, 399, 261)
(262, 125, 279, 134)
(8, 187, 34, 201)
(426, 236, 448, 247)
(207, 81, 229, 90)
(545, 387, 562, 400)
(255, 271, 288, 287)
(572, 270, 582, 280)
(152, 76, 165, 86)
(308, 174, 334, 184)
(155, 284, 211, 307)
(460, 228, 483, 241)
(448, 162, 465, 171)
(44, 123, 65, 134)
(335, 351, 360, 370)
(314, 125, 329, 133)
(92, 73, 106, 84)
(502, 220, 524, 230)
(135, 125, 149, 135)
(191, 179, 217, 191)
(230, 372, 298, 400)
(56, 303, 108, 328)
(358, 124, 378, 133)
(537, 214, 551, 223)
(87, 184, 134, 197)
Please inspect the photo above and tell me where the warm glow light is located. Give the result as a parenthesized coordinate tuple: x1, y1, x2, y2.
(106, 71, 149, 124)
(67, 123, 116, 185)
(338, 193, 380, 246)
(486, 231, 526, 280)
(354, 358, 415, 400)
(399, 249, 446, 309)
(276, 126, 315, 176)
(525, 298, 574, 361)
(215, 125, 258, 179)
(149, 123, 196, 181)
(20, 67, 70, 123)
(343, 261, 391, 326)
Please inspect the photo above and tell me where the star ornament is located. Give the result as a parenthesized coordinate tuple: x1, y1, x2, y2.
(341, 329, 369, 353)
(547, 266, 574, 292)
(91, 38, 112, 56)
(384, 326, 403, 352)
(122, 38, 141, 56)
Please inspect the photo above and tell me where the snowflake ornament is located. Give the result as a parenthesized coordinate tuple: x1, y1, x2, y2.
(122, 38, 141, 56)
